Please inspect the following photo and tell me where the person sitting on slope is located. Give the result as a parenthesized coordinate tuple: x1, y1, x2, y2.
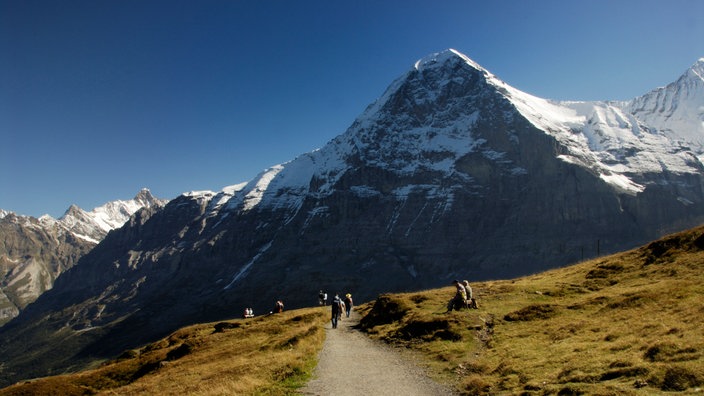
(446, 280, 467, 312)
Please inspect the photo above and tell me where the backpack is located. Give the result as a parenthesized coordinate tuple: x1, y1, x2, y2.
(332, 298, 341, 313)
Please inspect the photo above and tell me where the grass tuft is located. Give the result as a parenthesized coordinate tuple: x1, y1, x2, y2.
(659, 366, 702, 391)
(503, 304, 558, 321)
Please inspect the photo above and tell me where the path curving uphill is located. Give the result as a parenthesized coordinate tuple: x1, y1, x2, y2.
(300, 310, 458, 396)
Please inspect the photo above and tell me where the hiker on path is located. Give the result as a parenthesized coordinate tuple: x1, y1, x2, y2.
(446, 280, 467, 312)
(344, 293, 354, 317)
(319, 290, 325, 306)
(331, 294, 343, 328)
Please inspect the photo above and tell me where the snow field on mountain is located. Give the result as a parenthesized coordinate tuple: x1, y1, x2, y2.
(196, 49, 704, 219)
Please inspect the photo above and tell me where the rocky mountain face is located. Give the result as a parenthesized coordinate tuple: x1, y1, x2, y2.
(0, 189, 166, 325)
(1, 50, 704, 386)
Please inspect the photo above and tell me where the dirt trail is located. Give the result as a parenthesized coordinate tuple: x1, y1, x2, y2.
(299, 310, 458, 396)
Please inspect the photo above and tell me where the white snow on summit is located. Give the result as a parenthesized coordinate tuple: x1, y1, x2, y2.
(1, 189, 166, 246)
(210, 49, 704, 212)
(58, 188, 166, 243)
(481, 54, 704, 194)
(627, 58, 704, 152)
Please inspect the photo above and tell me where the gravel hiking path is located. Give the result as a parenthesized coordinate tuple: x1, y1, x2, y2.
(299, 310, 458, 396)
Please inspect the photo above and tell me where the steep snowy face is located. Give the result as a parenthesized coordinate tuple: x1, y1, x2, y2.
(343, 49, 487, 174)
(216, 49, 704, 214)
(489, 58, 704, 194)
(626, 58, 704, 152)
(218, 49, 498, 216)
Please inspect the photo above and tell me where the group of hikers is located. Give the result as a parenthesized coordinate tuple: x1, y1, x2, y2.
(318, 290, 329, 306)
(242, 300, 284, 318)
(241, 290, 353, 323)
(242, 307, 255, 318)
(447, 279, 479, 312)
(243, 280, 476, 322)
(320, 291, 353, 329)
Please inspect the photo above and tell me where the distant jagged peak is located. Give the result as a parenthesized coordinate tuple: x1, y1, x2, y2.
(61, 204, 87, 219)
(625, 56, 704, 152)
(682, 57, 704, 88)
(0, 209, 54, 227)
(132, 188, 169, 210)
(133, 188, 157, 204)
(645, 56, 704, 95)
(691, 57, 704, 75)
(51, 189, 168, 242)
(675, 57, 704, 85)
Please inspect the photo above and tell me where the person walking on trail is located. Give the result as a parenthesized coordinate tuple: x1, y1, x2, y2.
(446, 280, 467, 312)
(319, 290, 325, 306)
(331, 294, 343, 328)
(344, 293, 354, 317)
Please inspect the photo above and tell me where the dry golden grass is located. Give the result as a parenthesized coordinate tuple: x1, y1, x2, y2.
(358, 226, 704, 395)
(3, 226, 704, 395)
(0, 307, 327, 396)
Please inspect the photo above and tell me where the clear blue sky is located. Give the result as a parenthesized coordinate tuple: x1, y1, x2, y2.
(2, 0, 703, 218)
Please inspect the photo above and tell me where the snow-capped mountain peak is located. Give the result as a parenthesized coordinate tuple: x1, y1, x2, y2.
(227, 50, 701, 211)
(477, 56, 704, 195)
(626, 58, 704, 152)
(414, 48, 484, 73)
(57, 188, 167, 243)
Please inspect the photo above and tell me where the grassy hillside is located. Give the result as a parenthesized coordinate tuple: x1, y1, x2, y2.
(1, 225, 703, 395)
(0, 308, 327, 395)
(357, 225, 704, 394)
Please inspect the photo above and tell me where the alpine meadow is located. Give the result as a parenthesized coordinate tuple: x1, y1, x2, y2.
(0, 224, 702, 394)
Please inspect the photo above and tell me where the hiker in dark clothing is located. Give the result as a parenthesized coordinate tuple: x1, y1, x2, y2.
(331, 294, 343, 328)
(272, 300, 284, 313)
